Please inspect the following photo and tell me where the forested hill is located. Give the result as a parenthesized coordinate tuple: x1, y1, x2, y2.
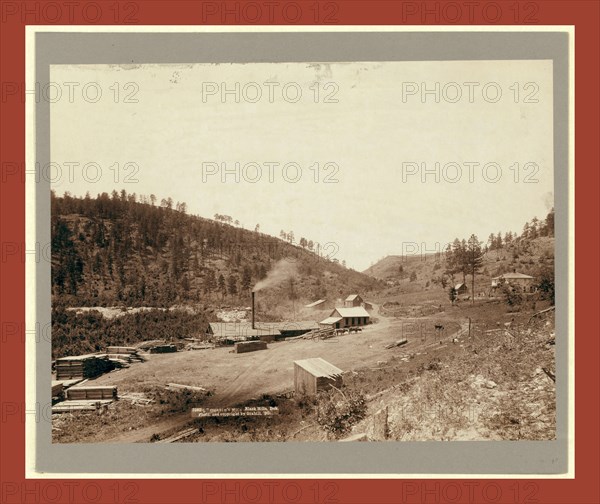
(51, 191, 380, 309)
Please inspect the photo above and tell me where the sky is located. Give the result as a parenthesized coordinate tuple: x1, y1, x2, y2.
(50, 60, 554, 271)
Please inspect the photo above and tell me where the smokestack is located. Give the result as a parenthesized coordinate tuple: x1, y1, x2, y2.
(252, 291, 255, 329)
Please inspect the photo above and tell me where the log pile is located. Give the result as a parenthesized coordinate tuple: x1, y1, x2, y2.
(55, 354, 115, 380)
(66, 385, 117, 401)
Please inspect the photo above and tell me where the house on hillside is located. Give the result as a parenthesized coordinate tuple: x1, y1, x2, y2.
(492, 272, 536, 292)
(454, 283, 468, 295)
(344, 294, 364, 307)
(319, 306, 370, 329)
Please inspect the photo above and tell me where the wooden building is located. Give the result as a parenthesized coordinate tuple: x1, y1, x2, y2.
(319, 306, 370, 329)
(344, 294, 364, 307)
(491, 272, 536, 292)
(294, 358, 343, 396)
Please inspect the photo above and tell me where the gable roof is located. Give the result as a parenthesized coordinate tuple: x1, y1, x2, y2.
(332, 306, 370, 318)
(492, 272, 534, 280)
(345, 294, 362, 301)
(455, 283, 466, 290)
(294, 358, 343, 378)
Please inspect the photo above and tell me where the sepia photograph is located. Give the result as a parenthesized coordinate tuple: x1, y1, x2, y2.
(47, 55, 557, 446)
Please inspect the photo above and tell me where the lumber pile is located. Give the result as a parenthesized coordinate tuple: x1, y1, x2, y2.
(106, 346, 137, 354)
(67, 385, 117, 401)
(149, 344, 177, 354)
(55, 354, 115, 380)
(51, 381, 64, 398)
(136, 340, 166, 350)
(234, 340, 267, 353)
(52, 400, 112, 414)
(106, 346, 147, 364)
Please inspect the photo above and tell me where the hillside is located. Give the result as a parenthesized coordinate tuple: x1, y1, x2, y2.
(362, 210, 555, 306)
(51, 191, 380, 312)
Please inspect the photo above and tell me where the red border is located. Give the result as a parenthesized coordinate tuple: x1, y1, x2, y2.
(1, 1, 598, 503)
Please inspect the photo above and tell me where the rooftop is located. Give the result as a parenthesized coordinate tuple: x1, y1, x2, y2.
(493, 272, 535, 279)
(305, 299, 326, 308)
(207, 321, 319, 340)
(332, 306, 371, 318)
(319, 316, 343, 325)
(294, 358, 343, 378)
(345, 294, 361, 301)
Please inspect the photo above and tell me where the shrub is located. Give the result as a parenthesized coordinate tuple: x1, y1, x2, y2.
(316, 387, 367, 437)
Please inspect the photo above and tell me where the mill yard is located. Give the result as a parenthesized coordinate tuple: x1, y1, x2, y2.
(52, 294, 555, 444)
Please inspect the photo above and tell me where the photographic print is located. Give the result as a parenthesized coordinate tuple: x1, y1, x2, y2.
(48, 56, 556, 445)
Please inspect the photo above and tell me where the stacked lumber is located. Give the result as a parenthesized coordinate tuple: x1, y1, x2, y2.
(136, 340, 166, 350)
(234, 340, 267, 353)
(51, 381, 63, 398)
(149, 344, 177, 354)
(106, 346, 147, 365)
(67, 385, 117, 401)
(52, 400, 112, 414)
(55, 354, 115, 380)
(106, 346, 137, 354)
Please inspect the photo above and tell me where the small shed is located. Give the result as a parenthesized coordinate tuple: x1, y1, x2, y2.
(294, 358, 343, 396)
(454, 283, 468, 295)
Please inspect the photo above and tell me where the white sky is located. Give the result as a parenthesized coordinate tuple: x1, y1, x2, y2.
(50, 60, 554, 271)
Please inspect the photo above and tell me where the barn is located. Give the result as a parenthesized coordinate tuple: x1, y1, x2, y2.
(319, 306, 370, 329)
(294, 358, 343, 396)
(344, 294, 364, 307)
